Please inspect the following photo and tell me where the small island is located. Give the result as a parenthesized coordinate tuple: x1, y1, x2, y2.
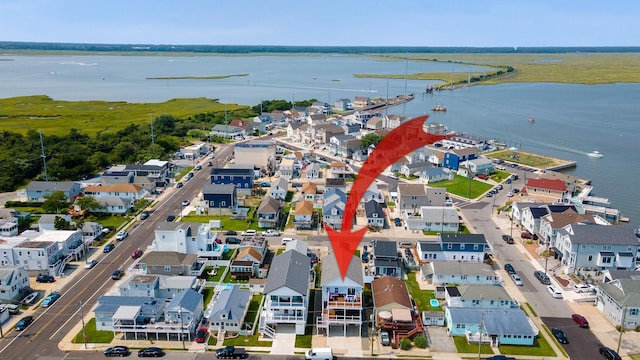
(146, 73, 249, 80)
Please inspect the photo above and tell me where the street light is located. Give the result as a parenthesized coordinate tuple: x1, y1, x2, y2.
(79, 300, 87, 349)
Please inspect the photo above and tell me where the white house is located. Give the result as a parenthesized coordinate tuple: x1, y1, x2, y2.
(153, 221, 223, 259)
(318, 254, 363, 337)
(269, 178, 289, 200)
(208, 284, 251, 334)
(0, 266, 30, 302)
(405, 206, 459, 232)
(421, 262, 499, 286)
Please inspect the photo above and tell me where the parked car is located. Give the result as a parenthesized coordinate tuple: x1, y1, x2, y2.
(140, 211, 150, 220)
(14, 316, 34, 331)
(176, 182, 184, 188)
(477, 173, 488, 180)
(22, 291, 40, 305)
(394, 218, 402, 227)
(104, 346, 131, 357)
(224, 230, 238, 236)
(486, 356, 516, 360)
(259, 182, 270, 187)
(115, 230, 129, 241)
(112, 269, 125, 280)
(36, 274, 55, 283)
(195, 164, 202, 171)
(166, 215, 176, 222)
(573, 283, 592, 293)
(399, 241, 413, 249)
(241, 229, 257, 236)
(547, 285, 563, 299)
(572, 313, 589, 328)
(504, 263, 516, 274)
(510, 273, 523, 286)
(84, 259, 98, 269)
(103, 243, 115, 253)
(132, 249, 144, 259)
(262, 229, 280, 237)
(195, 327, 208, 343)
(138, 347, 165, 357)
(534, 270, 551, 285)
(225, 237, 241, 244)
(41, 292, 61, 307)
(182, 199, 190, 206)
(380, 330, 391, 346)
(502, 234, 514, 244)
(551, 328, 569, 344)
(599, 346, 622, 360)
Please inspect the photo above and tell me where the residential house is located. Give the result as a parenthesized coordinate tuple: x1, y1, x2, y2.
(443, 148, 479, 171)
(38, 214, 72, 231)
(353, 96, 370, 108)
(334, 99, 352, 111)
(520, 204, 576, 239)
(202, 184, 238, 213)
(269, 178, 289, 200)
(294, 200, 315, 230)
(372, 240, 402, 278)
(324, 178, 346, 192)
(420, 262, 498, 286)
(300, 182, 317, 202)
(94, 295, 165, 331)
(81, 221, 106, 243)
(25, 181, 82, 202)
(397, 184, 428, 215)
(164, 289, 204, 334)
(313, 123, 344, 145)
(153, 222, 222, 259)
(0, 217, 19, 237)
(118, 274, 197, 300)
(329, 161, 351, 179)
(305, 163, 320, 180)
(537, 171, 579, 195)
(405, 206, 459, 232)
(421, 167, 453, 184)
(125, 160, 171, 187)
(365, 116, 384, 130)
(318, 254, 363, 336)
(279, 159, 296, 180)
(257, 196, 282, 229)
(539, 208, 598, 245)
(364, 200, 385, 229)
(445, 285, 519, 309)
(386, 115, 407, 129)
(524, 178, 570, 204)
(211, 124, 244, 139)
(371, 276, 412, 316)
(210, 168, 254, 191)
(552, 223, 639, 273)
(180, 143, 210, 160)
(596, 276, 640, 330)
(286, 122, 307, 143)
(261, 249, 311, 335)
(323, 188, 346, 231)
(137, 251, 202, 277)
(460, 158, 494, 175)
(416, 234, 491, 264)
(208, 284, 251, 334)
(231, 247, 265, 279)
(353, 110, 382, 128)
(445, 307, 538, 346)
(360, 182, 384, 204)
(14, 230, 86, 276)
(83, 183, 148, 214)
(0, 266, 30, 302)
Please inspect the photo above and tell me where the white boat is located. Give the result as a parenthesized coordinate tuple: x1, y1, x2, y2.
(587, 150, 603, 158)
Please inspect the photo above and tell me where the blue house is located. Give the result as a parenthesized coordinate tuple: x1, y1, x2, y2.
(443, 148, 479, 171)
(445, 307, 538, 347)
(202, 184, 238, 211)
(26, 181, 82, 202)
(417, 234, 490, 263)
(210, 168, 254, 190)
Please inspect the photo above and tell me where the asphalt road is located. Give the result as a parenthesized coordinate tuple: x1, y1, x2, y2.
(0, 145, 232, 359)
(542, 316, 604, 360)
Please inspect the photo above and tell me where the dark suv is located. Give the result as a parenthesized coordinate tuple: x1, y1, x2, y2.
(534, 270, 551, 285)
(502, 234, 514, 244)
(599, 346, 622, 360)
(104, 346, 130, 357)
(504, 263, 516, 274)
(36, 274, 55, 283)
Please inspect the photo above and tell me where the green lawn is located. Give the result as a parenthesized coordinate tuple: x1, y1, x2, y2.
(181, 208, 258, 231)
(201, 266, 226, 282)
(487, 149, 565, 169)
(453, 336, 493, 354)
(428, 175, 493, 200)
(72, 318, 114, 344)
(405, 273, 442, 312)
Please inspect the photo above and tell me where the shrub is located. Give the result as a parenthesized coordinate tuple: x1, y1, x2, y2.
(400, 338, 412, 350)
(413, 335, 428, 348)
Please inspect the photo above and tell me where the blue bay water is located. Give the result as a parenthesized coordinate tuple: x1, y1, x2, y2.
(0, 54, 638, 225)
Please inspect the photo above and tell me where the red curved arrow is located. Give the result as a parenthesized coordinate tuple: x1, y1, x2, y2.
(325, 115, 452, 279)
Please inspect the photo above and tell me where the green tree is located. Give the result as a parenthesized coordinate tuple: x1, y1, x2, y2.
(54, 215, 73, 230)
(360, 133, 383, 149)
(413, 336, 428, 349)
(42, 191, 70, 214)
(75, 195, 102, 212)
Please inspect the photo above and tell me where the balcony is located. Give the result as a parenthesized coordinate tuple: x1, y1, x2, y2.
(326, 295, 362, 308)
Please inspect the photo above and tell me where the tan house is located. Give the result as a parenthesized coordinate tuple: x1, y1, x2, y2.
(294, 200, 314, 230)
(524, 178, 569, 203)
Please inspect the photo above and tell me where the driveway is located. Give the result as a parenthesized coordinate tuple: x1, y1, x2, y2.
(425, 326, 456, 353)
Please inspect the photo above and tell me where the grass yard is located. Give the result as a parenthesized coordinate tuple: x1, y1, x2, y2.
(428, 175, 493, 200)
(405, 273, 442, 312)
(181, 207, 258, 231)
(201, 266, 226, 282)
(453, 336, 493, 354)
(487, 149, 565, 169)
(72, 318, 114, 344)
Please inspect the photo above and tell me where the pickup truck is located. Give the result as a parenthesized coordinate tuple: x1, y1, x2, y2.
(215, 346, 246, 359)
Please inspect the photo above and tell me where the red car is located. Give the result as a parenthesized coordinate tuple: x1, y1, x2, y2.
(521, 231, 532, 239)
(572, 313, 589, 328)
(195, 327, 208, 343)
(131, 249, 144, 259)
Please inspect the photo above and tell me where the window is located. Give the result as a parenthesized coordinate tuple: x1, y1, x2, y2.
(630, 308, 639, 316)
(588, 255, 593, 261)
(460, 244, 465, 250)
(447, 244, 452, 250)
(165, 266, 171, 272)
(581, 244, 587, 251)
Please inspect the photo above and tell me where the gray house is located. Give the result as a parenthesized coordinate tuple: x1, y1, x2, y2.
(25, 181, 82, 202)
(372, 240, 402, 278)
(364, 200, 385, 229)
(257, 196, 282, 229)
(165, 289, 204, 334)
(208, 284, 251, 334)
(137, 251, 202, 277)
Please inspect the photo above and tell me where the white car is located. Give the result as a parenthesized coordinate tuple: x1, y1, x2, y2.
(115, 230, 128, 241)
(547, 285, 563, 299)
(261, 229, 280, 237)
(511, 273, 523, 286)
(84, 259, 98, 269)
(182, 200, 190, 206)
(22, 291, 40, 305)
(241, 229, 257, 236)
(573, 283, 592, 293)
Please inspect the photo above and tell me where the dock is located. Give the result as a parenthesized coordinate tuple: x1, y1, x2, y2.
(573, 185, 621, 222)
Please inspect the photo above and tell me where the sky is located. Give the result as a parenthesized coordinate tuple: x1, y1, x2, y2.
(1, 0, 639, 47)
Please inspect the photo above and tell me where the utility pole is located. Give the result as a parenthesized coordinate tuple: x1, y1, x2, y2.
(477, 310, 484, 359)
(39, 130, 48, 181)
(79, 300, 87, 349)
(180, 307, 186, 350)
(617, 306, 626, 354)
(150, 113, 155, 157)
